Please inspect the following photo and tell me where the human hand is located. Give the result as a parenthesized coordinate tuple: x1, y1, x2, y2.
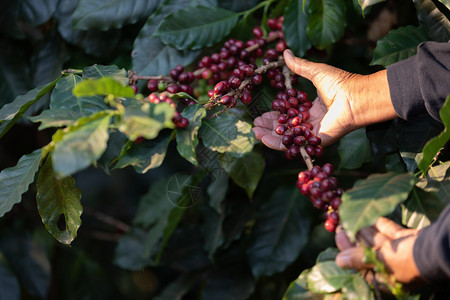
(335, 217, 424, 286)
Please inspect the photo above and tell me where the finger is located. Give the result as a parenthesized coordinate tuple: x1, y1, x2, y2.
(335, 248, 373, 270)
(335, 226, 354, 250)
(261, 135, 286, 151)
(283, 49, 317, 82)
(357, 226, 389, 249)
(374, 217, 415, 240)
(254, 115, 278, 130)
(252, 127, 272, 140)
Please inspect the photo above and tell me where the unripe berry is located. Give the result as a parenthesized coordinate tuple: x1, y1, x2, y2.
(202, 69, 213, 80)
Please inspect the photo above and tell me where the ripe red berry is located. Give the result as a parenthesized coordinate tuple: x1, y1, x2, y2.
(228, 75, 241, 89)
(298, 171, 311, 183)
(267, 18, 278, 30)
(324, 219, 337, 232)
(252, 74, 263, 85)
(282, 135, 294, 147)
(214, 81, 229, 95)
(266, 48, 278, 59)
(166, 84, 180, 94)
(172, 111, 182, 123)
(276, 41, 287, 52)
(176, 117, 189, 129)
(315, 145, 324, 157)
(322, 163, 334, 176)
(252, 26, 264, 38)
(278, 114, 288, 124)
(170, 69, 180, 80)
(202, 69, 213, 80)
(308, 136, 321, 146)
(293, 135, 306, 146)
(286, 88, 297, 97)
(297, 91, 308, 102)
(275, 125, 287, 135)
(288, 145, 300, 158)
(130, 84, 138, 94)
(241, 91, 252, 104)
(147, 80, 158, 92)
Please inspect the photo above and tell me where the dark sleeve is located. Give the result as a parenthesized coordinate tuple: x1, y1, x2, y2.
(387, 41, 450, 122)
(413, 204, 450, 286)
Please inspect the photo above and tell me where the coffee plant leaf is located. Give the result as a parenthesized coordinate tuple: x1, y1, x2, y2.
(0, 253, 20, 300)
(413, 0, 450, 42)
(36, 157, 83, 245)
(155, 6, 239, 50)
(51, 112, 112, 177)
(201, 206, 225, 260)
(338, 128, 372, 169)
(154, 270, 206, 300)
(115, 132, 172, 173)
(0, 149, 42, 217)
(219, 0, 258, 12)
(207, 172, 229, 214)
(316, 248, 339, 263)
(340, 274, 374, 300)
(199, 114, 254, 157)
(119, 101, 175, 141)
(370, 25, 428, 67)
(227, 151, 265, 198)
(97, 131, 129, 173)
(284, 278, 324, 300)
(73, 77, 135, 98)
(357, 0, 386, 14)
(340, 172, 417, 241)
(0, 77, 61, 138)
(306, 0, 346, 50)
(176, 104, 206, 166)
(82, 65, 128, 86)
(72, 0, 161, 30)
(418, 96, 450, 174)
(416, 161, 450, 205)
(437, 0, 450, 10)
(306, 261, 355, 293)
(283, 0, 312, 57)
(50, 74, 108, 115)
(114, 228, 150, 270)
(28, 109, 83, 130)
(221, 195, 252, 248)
(247, 186, 312, 278)
(14, 0, 59, 27)
(402, 187, 444, 229)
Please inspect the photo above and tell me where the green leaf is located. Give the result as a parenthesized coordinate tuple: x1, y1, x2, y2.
(338, 128, 372, 169)
(115, 131, 172, 173)
(283, 279, 324, 300)
(370, 26, 428, 67)
(418, 96, 450, 174)
(199, 114, 254, 157)
(176, 104, 206, 165)
(52, 112, 112, 176)
(402, 187, 444, 229)
(155, 6, 239, 50)
(0, 253, 20, 300)
(72, 0, 161, 30)
(341, 274, 374, 300)
(437, 0, 450, 10)
(82, 65, 128, 86)
(0, 149, 42, 217)
(28, 109, 85, 130)
(114, 228, 149, 270)
(316, 248, 339, 263)
(36, 157, 82, 245)
(307, 261, 355, 293)
(73, 77, 135, 98)
(0, 77, 61, 138)
(154, 270, 206, 300)
(283, 0, 312, 57)
(207, 172, 229, 214)
(357, 0, 386, 14)
(416, 162, 450, 205)
(340, 172, 416, 240)
(413, 0, 450, 42)
(247, 186, 312, 278)
(219, 0, 258, 11)
(227, 151, 265, 198)
(97, 131, 129, 173)
(306, 0, 346, 49)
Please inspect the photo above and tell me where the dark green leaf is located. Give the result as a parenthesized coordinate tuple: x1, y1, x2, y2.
(0, 77, 61, 138)
(341, 274, 374, 300)
(155, 6, 239, 50)
(97, 131, 129, 173)
(52, 112, 112, 176)
(28, 109, 85, 130)
(0, 253, 20, 300)
(306, 0, 346, 49)
(199, 114, 254, 156)
(370, 26, 428, 67)
(0, 149, 42, 217)
(119, 101, 175, 141)
(413, 0, 450, 42)
(72, 0, 161, 30)
(247, 186, 312, 277)
(154, 270, 206, 300)
(82, 65, 128, 86)
(418, 96, 450, 174)
(338, 128, 372, 169)
(115, 131, 172, 173)
(17, 0, 59, 26)
(176, 104, 206, 165)
(316, 247, 339, 263)
(114, 228, 150, 270)
(36, 157, 83, 245)
(219, 0, 258, 11)
(207, 172, 229, 214)
(402, 187, 444, 229)
(340, 172, 416, 240)
(202, 206, 224, 260)
(227, 151, 264, 198)
(283, 0, 312, 57)
(416, 162, 450, 205)
(306, 261, 354, 293)
(73, 77, 135, 98)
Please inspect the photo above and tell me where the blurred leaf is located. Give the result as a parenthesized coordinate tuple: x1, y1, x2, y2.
(36, 157, 83, 245)
(247, 186, 312, 278)
(97, 131, 128, 173)
(115, 131, 172, 173)
(418, 96, 450, 174)
(416, 161, 450, 205)
(284, 279, 324, 300)
(306, 0, 346, 49)
(402, 187, 444, 229)
(0, 149, 42, 217)
(0, 231, 50, 299)
(202, 206, 224, 260)
(340, 172, 416, 241)
(227, 151, 265, 198)
(176, 104, 207, 165)
(413, 0, 450, 42)
(0, 253, 20, 300)
(155, 6, 239, 50)
(199, 114, 254, 157)
(357, 0, 386, 14)
(114, 228, 150, 270)
(72, 0, 161, 30)
(370, 26, 428, 67)
(29, 109, 85, 130)
(221, 196, 252, 248)
(154, 270, 206, 300)
(0, 77, 61, 138)
(73, 77, 135, 98)
(341, 274, 374, 300)
(52, 112, 112, 176)
(306, 261, 354, 293)
(219, 0, 258, 11)
(338, 128, 372, 169)
(16, 0, 59, 27)
(283, 0, 311, 57)
(119, 101, 175, 141)
(82, 65, 128, 86)
(316, 248, 339, 263)
(437, 0, 450, 10)
(207, 172, 229, 214)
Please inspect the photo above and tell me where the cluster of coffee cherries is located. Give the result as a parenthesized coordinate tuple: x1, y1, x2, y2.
(147, 92, 190, 130)
(297, 164, 342, 232)
(147, 65, 195, 96)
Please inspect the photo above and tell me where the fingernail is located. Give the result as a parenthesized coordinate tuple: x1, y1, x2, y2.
(336, 253, 351, 268)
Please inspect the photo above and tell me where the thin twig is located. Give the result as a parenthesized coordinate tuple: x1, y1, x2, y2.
(299, 146, 313, 170)
(84, 207, 130, 233)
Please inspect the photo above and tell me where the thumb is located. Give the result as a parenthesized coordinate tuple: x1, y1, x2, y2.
(283, 49, 317, 82)
(335, 248, 373, 270)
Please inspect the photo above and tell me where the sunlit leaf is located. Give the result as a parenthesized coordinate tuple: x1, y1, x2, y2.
(357, 0, 386, 14)
(416, 161, 450, 205)
(307, 261, 354, 293)
(73, 77, 134, 98)
(28, 109, 85, 130)
(176, 104, 206, 165)
(82, 65, 128, 86)
(341, 274, 374, 300)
